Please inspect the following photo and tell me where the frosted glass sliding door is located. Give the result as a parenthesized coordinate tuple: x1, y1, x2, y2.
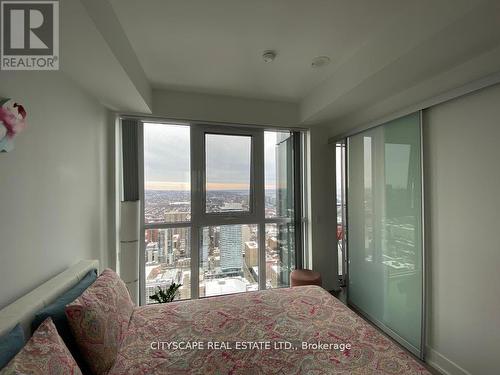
(347, 112, 424, 357)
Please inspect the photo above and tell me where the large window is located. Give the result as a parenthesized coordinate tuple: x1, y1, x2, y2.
(142, 122, 303, 303)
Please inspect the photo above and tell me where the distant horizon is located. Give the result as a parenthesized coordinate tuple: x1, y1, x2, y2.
(145, 187, 281, 192)
(145, 181, 284, 191)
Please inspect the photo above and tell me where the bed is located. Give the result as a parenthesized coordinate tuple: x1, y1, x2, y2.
(0, 261, 430, 374)
(110, 285, 429, 375)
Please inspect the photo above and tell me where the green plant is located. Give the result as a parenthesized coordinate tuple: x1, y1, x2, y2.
(149, 283, 182, 303)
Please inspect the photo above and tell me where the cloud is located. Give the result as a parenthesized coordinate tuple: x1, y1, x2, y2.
(144, 123, 290, 191)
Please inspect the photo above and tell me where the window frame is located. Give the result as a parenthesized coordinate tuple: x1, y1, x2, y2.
(198, 125, 262, 222)
(137, 119, 306, 304)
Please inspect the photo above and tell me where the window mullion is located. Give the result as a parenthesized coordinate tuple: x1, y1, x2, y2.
(253, 131, 266, 290)
(138, 121, 146, 305)
(293, 131, 304, 270)
(190, 125, 203, 299)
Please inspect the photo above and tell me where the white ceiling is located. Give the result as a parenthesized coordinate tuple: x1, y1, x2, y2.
(67, 0, 500, 130)
(109, 0, 410, 102)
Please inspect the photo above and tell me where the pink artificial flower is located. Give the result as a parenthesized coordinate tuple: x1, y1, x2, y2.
(14, 103, 26, 119)
(13, 103, 27, 133)
(0, 106, 17, 137)
(0, 101, 27, 138)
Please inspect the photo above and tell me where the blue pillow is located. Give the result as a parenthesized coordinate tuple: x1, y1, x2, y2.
(31, 269, 97, 372)
(31, 269, 97, 334)
(0, 324, 24, 369)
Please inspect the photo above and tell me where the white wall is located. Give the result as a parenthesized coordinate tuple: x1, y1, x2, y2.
(153, 89, 299, 127)
(0, 71, 110, 309)
(309, 126, 338, 291)
(424, 83, 500, 374)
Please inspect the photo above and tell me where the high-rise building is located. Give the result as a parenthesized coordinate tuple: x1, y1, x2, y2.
(165, 230, 173, 265)
(158, 230, 166, 263)
(241, 225, 251, 251)
(184, 228, 191, 257)
(219, 225, 242, 274)
(145, 242, 159, 264)
(163, 213, 190, 258)
(202, 227, 209, 270)
(244, 241, 258, 268)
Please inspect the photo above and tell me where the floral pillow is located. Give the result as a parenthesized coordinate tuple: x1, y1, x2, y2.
(1, 318, 81, 375)
(65, 268, 134, 375)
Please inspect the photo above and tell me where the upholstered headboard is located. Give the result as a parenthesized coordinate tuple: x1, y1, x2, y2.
(0, 260, 99, 338)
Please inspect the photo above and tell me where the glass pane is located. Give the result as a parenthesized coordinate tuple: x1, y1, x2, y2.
(205, 134, 251, 213)
(199, 224, 258, 297)
(144, 123, 190, 224)
(265, 131, 294, 218)
(347, 112, 423, 354)
(145, 227, 191, 303)
(335, 141, 346, 280)
(265, 223, 295, 288)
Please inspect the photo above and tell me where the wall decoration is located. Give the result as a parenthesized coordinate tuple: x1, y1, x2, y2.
(0, 98, 27, 152)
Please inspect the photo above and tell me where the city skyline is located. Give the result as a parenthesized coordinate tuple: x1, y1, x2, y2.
(144, 184, 282, 191)
(143, 188, 294, 302)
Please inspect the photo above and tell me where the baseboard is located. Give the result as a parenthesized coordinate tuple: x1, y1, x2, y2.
(425, 347, 472, 375)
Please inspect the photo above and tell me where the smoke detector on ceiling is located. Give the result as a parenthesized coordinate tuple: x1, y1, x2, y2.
(262, 50, 277, 63)
(311, 56, 331, 68)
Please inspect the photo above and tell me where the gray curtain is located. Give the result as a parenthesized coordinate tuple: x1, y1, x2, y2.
(121, 119, 139, 201)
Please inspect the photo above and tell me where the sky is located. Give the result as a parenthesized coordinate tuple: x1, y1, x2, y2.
(143, 123, 286, 191)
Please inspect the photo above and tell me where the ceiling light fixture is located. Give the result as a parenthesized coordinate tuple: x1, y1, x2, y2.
(262, 50, 277, 63)
(311, 56, 331, 68)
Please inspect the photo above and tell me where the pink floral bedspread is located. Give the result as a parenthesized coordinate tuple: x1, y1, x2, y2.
(109, 286, 429, 374)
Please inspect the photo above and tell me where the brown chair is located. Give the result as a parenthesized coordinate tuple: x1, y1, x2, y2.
(290, 269, 322, 287)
